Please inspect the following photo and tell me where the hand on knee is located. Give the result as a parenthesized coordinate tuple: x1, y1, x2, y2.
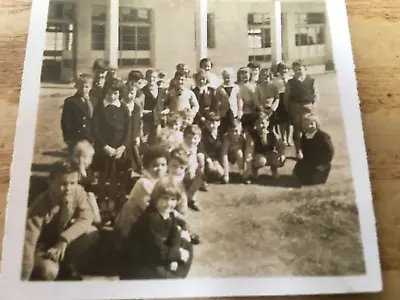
(38, 260, 59, 281)
(253, 155, 267, 169)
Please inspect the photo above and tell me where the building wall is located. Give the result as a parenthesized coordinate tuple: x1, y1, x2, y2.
(46, 0, 331, 82)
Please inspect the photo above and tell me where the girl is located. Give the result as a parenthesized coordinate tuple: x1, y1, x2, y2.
(118, 176, 193, 280)
(274, 63, 292, 146)
(155, 112, 184, 152)
(199, 57, 222, 89)
(192, 70, 218, 127)
(237, 67, 257, 134)
(216, 68, 242, 136)
(293, 113, 334, 185)
(122, 83, 143, 175)
(114, 146, 169, 242)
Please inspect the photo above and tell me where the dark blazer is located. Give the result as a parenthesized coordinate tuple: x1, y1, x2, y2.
(61, 93, 94, 143)
(192, 86, 218, 118)
(127, 103, 142, 144)
(301, 129, 334, 166)
(92, 101, 130, 150)
(201, 129, 222, 161)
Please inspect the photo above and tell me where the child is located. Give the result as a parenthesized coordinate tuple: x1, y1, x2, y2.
(180, 108, 196, 132)
(192, 70, 218, 126)
(69, 140, 102, 226)
(248, 61, 261, 85)
(155, 111, 184, 152)
(293, 114, 334, 185)
(156, 69, 167, 88)
(199, 57, 222, 89)
(92, 78, 130, 223)
(274, 63, 291, 145)
(285, 60, 319, 159)
(122, 83, 143, 174)
(169, 63, 195, 90)
(237, 67, 257, 134)
(142, 69, 167, 144)
(221, 119, 246, 183)
(61, 74, 94, 153)
(114, 146, 169, 242)
(180, 124, 205, 211)
(245, 111, 286, 182)
(164, 72, 199, 115)
(118, 176, 193, 280)
(216, 68, 242, 136)
(90, 59, 109, 107)
(200, 112, 225, 184)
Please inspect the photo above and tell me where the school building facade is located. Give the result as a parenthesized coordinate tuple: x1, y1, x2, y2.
(42, 0, 333, 83)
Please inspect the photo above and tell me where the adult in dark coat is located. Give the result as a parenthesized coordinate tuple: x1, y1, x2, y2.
(293, 114, 334, 185)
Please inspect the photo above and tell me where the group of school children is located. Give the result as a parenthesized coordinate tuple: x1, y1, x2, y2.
(22, 57, 336, 282)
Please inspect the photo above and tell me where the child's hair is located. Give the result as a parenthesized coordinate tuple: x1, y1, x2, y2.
(277, 63, 287, 73)
(71, 140, 95, 164)
(92, 59, 109, 73)
(74, 73, 93, 89)
(183, 124, 202, 138)
(259, 68, 271, 81)
(236, 67, 250, 84)
(221, 68, 235, 78)
(194, 70, 209, 85)
(199, 57, 213, 69)
(145, 69, 158, 79)
(174, 71, 185, 79)
(104, 78, 123, 95)
(169, 147, 190, 166)
(49, 161, 78, 181)
(302, 113, 320, 128)
(142, 146, 169, 170)
(149, 175, 185, 209)
(166, 111, 183, 126)
(247, 61, 261, 70)
(128, 70, 144, 83)
(155, 128, 184, 151)
(292, 60, 306, 69)
(205, 111, 221, 122)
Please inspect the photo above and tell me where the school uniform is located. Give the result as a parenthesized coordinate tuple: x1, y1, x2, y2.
(286, 75, 318, 128)
(119, 206, 193, 280)
(142, 85, 166, 143)
(61, 93, 94, 150)
(125, 101, 143, 172)
(293, 129, 334, 185)
(221, 133, 246, 164)
(21, 186, 98, 281)
(192, 86, 218, 125)
(89, 86, 103, 108)
(92, 99, 130, 172)
(164, 88, 199, 115)
(200, 129, 224, 179)
(273, 76, 290, 124)
(215, 84, 241, 135)
(249, 128, 285, 168)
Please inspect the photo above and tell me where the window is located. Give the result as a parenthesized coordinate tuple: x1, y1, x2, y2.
(248, 13, 271, 62)
(118, 7, 152, 67)
(48, 2, 74, 21)
(207, 13, 216, 48)
(91, 6, 106, 50)
(295, 13, 325, 46)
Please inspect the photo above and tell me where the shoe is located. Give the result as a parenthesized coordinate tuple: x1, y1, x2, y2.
(199, 182, 208, 192)
(190, 233, 201, 245)
(58, 264, 83, 281)
(296, 151, 303, 160)
(188, 200, 201, 212)
(271, 168, 279, 179)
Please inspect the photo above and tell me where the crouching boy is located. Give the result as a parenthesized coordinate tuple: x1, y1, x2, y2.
(21, 162, 99, 281)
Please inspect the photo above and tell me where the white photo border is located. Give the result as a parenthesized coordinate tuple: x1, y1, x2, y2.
(0, 0, 382, 299)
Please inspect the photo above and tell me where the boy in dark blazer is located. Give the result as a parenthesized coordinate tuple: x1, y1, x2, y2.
(61, 74, 94, 153)
(21, 162, 98, 281)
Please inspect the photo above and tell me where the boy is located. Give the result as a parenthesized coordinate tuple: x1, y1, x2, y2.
(164, 72, 199, 115)
(61, 74, 94, 153)
(200, 112, 224, 184)
(90, 58, 109, 107)
(216, 68, 242, 136)
(22, 162, 98, 281)
(199, 57, 222, 89)
(142, 69, 167, 143)
(180, 124, 205, 211)
(285, 60, 319, 159)
(221, 119, 246, 183)
(293, 114, 334, 185)
(180, 108, 196, 132)
(155, 111, 184, 152)
(248, 61, 261, 84)
(92, 78, 130, 223)
(245, 111, 286, 183)
(169, 63, 195, 90)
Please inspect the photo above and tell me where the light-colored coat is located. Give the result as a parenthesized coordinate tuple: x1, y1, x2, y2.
(21, 185, 94, 280)
(215, 84, 242, 118)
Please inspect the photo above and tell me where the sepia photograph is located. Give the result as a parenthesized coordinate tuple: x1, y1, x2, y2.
(0, 0, 382, 299)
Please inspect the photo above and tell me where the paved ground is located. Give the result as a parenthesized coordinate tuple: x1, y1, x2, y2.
(30, 73, 365, 279)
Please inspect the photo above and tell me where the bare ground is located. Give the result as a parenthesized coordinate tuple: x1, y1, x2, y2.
(30, 73, 365, 278)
